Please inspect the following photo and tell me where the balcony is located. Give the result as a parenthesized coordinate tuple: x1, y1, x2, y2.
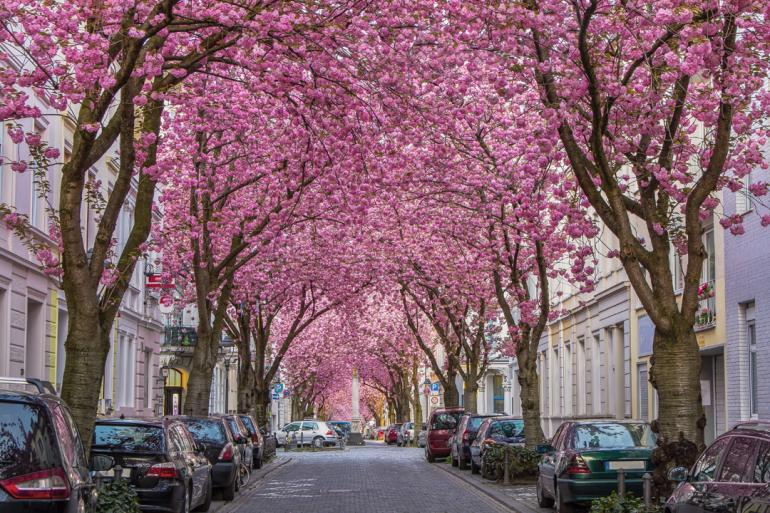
(164, 326, 197, 350)
(695, 280, 716, 331)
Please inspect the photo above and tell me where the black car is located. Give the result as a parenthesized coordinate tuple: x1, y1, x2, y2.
(91, 418, 212, 513)
(666, 422, 770, 513)
(451, 413, 503, 470)
(0, 377, 95, 513)
(236, 414, 263, 469)
(470, 417, 525, 475)
(171, 416, 241, 501)
(219, 415, 253, 477)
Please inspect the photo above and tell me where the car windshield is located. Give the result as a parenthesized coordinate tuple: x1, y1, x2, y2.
(181, 419, 226, 444)
(93, 424, 163, 453)
(571, 423, 655, 449)
(238, 416, 256, 435)
(432, 413, 459, 430)
(0, 401, 60, 480)
(489, 420, 524, 437)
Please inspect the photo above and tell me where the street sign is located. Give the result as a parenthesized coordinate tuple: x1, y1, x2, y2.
(283, 389, 290, 398)
(272, 392, 280, 400)
(146, 274, 175, 289)
(430, 382, 440, 394)
(158, 295, 174, 314)
(430, 396, 439, 405)
(274, 383, 285, 393)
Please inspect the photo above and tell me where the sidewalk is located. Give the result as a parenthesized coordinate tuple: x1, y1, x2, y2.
(433, 460, 551, 513)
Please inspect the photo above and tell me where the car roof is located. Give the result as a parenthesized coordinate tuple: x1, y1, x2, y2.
(96, 417, 166, 427)
(730, 422, 770, 437)
(569, 420, 649, 426)
(0, 389, 58, 404)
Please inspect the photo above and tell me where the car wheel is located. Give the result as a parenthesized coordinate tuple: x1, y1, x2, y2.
(312, 436, 324, 449)
(425, 447, 436, 463)
(536, 477, 554, 508)
(194, 477, 212, 512)
(555, 480, 574, 513)
(222, 473, 237, 501)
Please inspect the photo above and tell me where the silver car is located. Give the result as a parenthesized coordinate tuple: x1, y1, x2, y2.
(276, 420, 340, 448)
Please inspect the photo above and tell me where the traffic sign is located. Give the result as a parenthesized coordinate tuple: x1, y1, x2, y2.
(430, 396, 439, 405)
(272, 392, 280, 400)
(159, 294, 174, 314)
(274, 383, 285, 393)
(430, 382, 440, 393)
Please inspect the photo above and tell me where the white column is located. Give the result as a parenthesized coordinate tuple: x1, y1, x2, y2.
(351, 368, 361, 431)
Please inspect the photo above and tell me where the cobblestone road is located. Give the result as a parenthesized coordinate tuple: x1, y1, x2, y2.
(224, 443, 513, 513)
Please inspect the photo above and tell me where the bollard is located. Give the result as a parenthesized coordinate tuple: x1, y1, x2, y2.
(503, 448, 511, 485)
(617, 468, 626, 496)
(114, 465, 123, 481)
(643, 473, 653, 508)
(300, 432, 304, 448)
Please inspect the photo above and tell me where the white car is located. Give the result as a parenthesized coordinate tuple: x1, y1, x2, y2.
(276, 420, 340, 447)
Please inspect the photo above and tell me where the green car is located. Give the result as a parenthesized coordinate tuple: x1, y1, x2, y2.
(536, 421, 656, 513)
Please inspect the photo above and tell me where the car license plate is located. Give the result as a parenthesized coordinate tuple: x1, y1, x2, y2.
(608, 461, 645, 470)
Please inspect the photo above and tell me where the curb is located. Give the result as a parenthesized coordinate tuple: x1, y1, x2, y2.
(212, 457, 294, 513)
(432, 461, 542, 513)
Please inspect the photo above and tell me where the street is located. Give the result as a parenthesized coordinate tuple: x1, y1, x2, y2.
(221, 444, 513, 513)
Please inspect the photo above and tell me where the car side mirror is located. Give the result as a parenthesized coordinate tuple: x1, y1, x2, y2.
(91, 454, 115, 472)
(668, 466, 689, 483)
(535, 443, 555, 454)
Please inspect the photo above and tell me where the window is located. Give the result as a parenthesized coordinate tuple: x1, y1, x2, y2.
(576, 338, 586, 415)
(492, 375, 505, 413)
(670, 248, 684, 292)
(93, 424, 163, 453)
(693, 437, 730, 482)
(703, 228, 716, 284)
(718, 438, 755, 482)
(748, 321, 758, 417)
(0, 402, 60, 480)
(754, 442, 770, 483)
(143, 349, 153, 409)
(736, 171, 753, 215)
(638, 364, 649, 421)
(570, 423, 656, 450)
(592, 334, 601, 415)
(182, 419, 226, 444)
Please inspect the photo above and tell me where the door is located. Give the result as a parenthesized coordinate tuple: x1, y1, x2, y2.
(674, 437, 731, 513)
(541, 424, 567, 497)
(178, 426, 208, 507)
(164, 387, 183, 415)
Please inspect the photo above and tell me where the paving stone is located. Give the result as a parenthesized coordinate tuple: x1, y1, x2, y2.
(225, 443, 514, 513)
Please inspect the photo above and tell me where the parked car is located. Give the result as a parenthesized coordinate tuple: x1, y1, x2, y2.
(218, 415, 253, 476)
(92, 417, 212, 513)
(397, 422, 415, 446)
(425, 407, 465, 462)
(666, 421, 770, 513)
(275, 420, 340, 447)
(328, 421, 352, 440)
(170, 416, 241, 501)
(451, 413, 504, 469)
(237, 414, 263, 469)
(469, 416, 525, 475)
(417, 424, 427, 448)
(0, 377, 96, 513)
(536, 420, 656, 513)
(384, 424, 402, 445)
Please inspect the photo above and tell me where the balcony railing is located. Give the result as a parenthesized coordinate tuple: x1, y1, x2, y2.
(695, 280, 716, 331)
(164, 326, 197, 347)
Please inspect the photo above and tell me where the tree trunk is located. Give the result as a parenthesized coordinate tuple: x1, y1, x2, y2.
(650, 327, 704, 493)
(60, 313, 109, 455)
(412, 366, 423, 446)
(183, 328, 217, 416)
(236, 340, 256, 415)
(443, 368, 459, 407)
(463, 383, 478, 414)
(254, 385, 271, 429)
(517, 345, 545, 449)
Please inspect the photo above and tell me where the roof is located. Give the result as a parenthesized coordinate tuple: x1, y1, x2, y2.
(731, 421, 770, 436)
(96, 417, 166, 427)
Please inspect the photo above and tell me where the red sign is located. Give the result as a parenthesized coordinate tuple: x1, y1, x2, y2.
(160, 295, 174, 307)
(146, 274, 174, 289)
